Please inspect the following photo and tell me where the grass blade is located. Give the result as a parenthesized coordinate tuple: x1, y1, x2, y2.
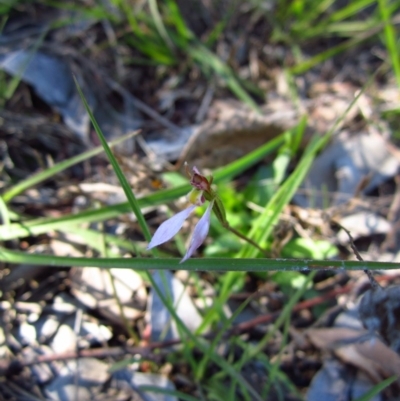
(0, 133, 286, 241)
(3, 131, 138, 202)
(353, 376, 397, 401)
(148, 0, 174, 50)
(378, 0, 400, 87)
(74, 76, 153, 244)
(1, 247, 400, 271)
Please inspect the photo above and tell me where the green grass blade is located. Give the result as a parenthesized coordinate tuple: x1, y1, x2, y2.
(0, 195, 10, 227)
(164, 0, 194, 41)
(125, 36, 177, 65)
(240, 67, 378, 257)
(147, 275, 264, 401)
(289, 35, 366, 74)
(195, 295, 254, 380)
(2, 247, 400, 271)
(238, 129, 320, 258)
(378, 0, 400, 87)
(120, 0, 176, 65)
(204, 0, 238, 47)
(2, 131, 138, 203)
(74, 77, 153, 245)
(289, 17, 385, 74)
(242, 273, 315, 362)
(353, 376, 397, 401)
(215, 273, 315, 399)
(330, 0, 377, 22)
(65, 225, 143, 255)
(212, 133, 286, 181)
(189, 45, 261, 112)
(75, 79, 254, 394)
(42, 0, 112, 20)
(0, 133, 285, 241)
(74, 77, 261, 396)
(4, 28, 48, 100)
(148, 0, 174, 50)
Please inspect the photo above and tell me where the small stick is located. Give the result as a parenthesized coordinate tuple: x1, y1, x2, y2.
(333, 219, 380, 290)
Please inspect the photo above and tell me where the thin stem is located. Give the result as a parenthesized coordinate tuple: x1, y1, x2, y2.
(223, 223, 270, 257)
(331, 217, 381, 290)
(211, 193, 270, 257)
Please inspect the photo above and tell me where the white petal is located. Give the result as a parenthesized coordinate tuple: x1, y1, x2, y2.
(192, 166, 201, 175)
(147, 205, 196, 249)
(180, 201, 214, 263)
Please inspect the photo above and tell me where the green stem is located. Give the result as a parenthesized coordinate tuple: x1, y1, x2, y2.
(223, 223, 270, 257)
(212, 194, 270, 257)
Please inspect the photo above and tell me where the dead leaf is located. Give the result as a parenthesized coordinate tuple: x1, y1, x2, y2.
(307, 327, 400, 384)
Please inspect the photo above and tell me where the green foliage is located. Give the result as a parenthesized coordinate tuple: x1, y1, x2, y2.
(0, 0, 20, 15)
(273, 0, 382, 42)
(243, 165, 276, 208)
(267, 0, 400, 74)
(378, 0, 400, 87)
(114, 0, 260, 109)
(281, 238, 338, 259)
(272, 271, 312, 290)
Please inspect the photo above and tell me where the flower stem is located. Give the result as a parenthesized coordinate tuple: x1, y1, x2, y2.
(211, 194, 269, 257)
(223, 222, 270, 257)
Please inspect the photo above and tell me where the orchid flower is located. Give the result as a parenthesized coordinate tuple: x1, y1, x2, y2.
(147, 166, 225, 263)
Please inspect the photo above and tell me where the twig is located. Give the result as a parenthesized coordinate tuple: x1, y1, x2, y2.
(332, 218, 381, 290)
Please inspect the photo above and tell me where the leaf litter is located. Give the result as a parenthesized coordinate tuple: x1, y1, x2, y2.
(1, 1, 400, 400)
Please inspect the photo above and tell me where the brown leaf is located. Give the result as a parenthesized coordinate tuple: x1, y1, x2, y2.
(307, 327, 400, 384)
